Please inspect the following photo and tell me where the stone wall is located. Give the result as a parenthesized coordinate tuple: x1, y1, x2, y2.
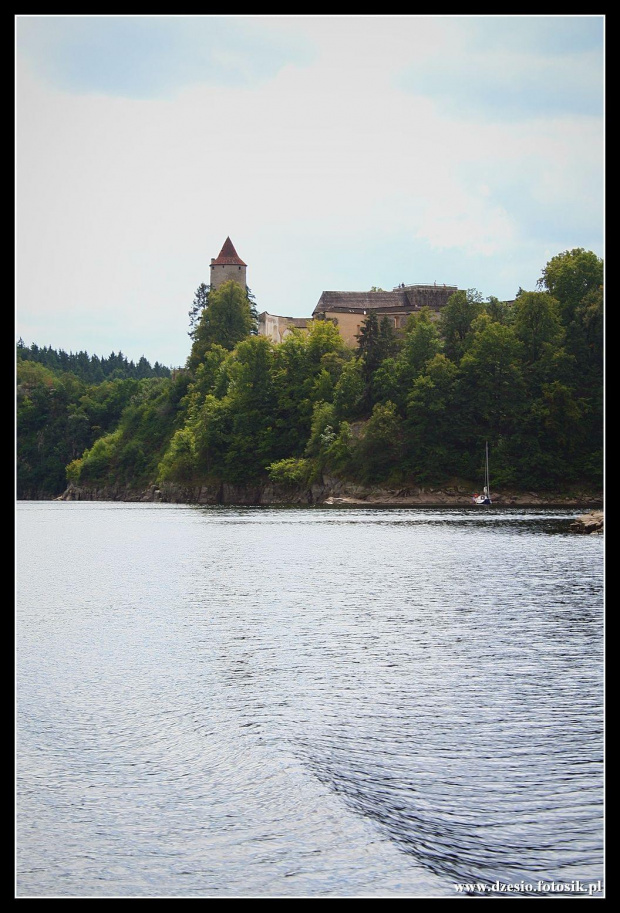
(258, 312, 311, 343)
(401, 284, 457, 310)
(209, 261, 247, 291)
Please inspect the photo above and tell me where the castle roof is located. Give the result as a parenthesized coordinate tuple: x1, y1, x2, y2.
(314, 291, 402, 313)
(212, 237, 247, 266)
(313, 285, 459, 316)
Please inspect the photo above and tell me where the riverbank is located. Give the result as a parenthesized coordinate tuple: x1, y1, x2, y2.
(56, 478, 603, 510)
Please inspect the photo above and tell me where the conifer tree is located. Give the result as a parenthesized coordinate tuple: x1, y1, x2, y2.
(356, 310, 381, 381)
(188, 283, 210, 337)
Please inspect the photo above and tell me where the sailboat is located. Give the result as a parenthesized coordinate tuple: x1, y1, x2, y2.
(472, 442, 492, 505)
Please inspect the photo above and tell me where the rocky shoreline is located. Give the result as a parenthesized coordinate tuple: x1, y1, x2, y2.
(568, 510, 604, 534)
(56, 478, 603, 512)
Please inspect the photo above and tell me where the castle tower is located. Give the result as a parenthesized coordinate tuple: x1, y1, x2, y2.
(210, 237, 247, 292)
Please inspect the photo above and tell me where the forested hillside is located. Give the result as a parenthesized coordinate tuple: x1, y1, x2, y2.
(16, 348, 178, 498)
(17, 249, 603, 500)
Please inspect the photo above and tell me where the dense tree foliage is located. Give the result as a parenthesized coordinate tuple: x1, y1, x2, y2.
(66, 373, 190, 490)
(17, 361, 141, 497)
(16, 345, 175, 497)
(187, 280, 258, 369)
(17, 250, 603, 499)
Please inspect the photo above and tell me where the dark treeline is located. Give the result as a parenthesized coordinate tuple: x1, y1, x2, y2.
(17, 249, 604, 500)
(17, 340, 171, 383)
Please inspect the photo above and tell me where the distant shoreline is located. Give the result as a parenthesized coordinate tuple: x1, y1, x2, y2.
(51, 481, 603, 511)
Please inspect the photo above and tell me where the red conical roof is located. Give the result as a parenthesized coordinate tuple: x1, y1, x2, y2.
(212, 237, 247, 266)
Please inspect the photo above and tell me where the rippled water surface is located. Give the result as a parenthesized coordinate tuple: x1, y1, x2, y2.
(16, 502, 604, 897)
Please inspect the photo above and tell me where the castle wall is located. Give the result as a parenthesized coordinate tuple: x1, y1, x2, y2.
(319, 310, 416, 346)
(401, 285, 457, 310)
(321, 311, 365, 347)
(258, 312, 310, 343)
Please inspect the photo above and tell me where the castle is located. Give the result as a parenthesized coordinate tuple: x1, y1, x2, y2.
(209, 237, 459, 346)
(310, 284, 458, 347)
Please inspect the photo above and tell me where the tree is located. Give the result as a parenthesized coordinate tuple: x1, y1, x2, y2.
(354, 401, 403, 483)
(219, 336, 278, 483)
(378, 316, 398, 361)
(333, 358, 365, 420)
(356, 310, 381, 379)
(537, 248, 604, 382)
(512, 291, 563, 364)
(269, 321, 346, 458)
(305, 401, 338, 461)
(356, 310, 390, 412)
(71, 376, 189, 488)
(369, 308, 442, 413)
(576, 284, 604, 364)
(439, 289, 484, 361)
(537, 248, 603, 321)
(305, 318, 346, 366)
(486, 296, 511, 324)
(188, 280, 255, 369)
(531, 381, 587, 451)
(246, 287, 260, 335)
(459, 316, 525, 440)
(188, 283, 210, 336)
(404, 354, 460, 480)
(400, 307, 442, 379)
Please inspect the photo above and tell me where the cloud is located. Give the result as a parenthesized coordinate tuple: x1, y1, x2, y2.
(15, 15, 604, 366)
(397, 15, 603, 120)
(466, 14, 604, 56)
(16, 15, 314, 98)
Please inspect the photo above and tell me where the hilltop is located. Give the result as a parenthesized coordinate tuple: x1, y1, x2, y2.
(17, 248, 603, 506)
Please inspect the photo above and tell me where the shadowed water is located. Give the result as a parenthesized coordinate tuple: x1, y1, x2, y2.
(16, 502, 604, 897)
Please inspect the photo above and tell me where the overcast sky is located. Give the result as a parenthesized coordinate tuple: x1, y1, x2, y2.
(16, 14, 604, 368)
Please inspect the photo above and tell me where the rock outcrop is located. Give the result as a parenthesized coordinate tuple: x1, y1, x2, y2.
(569, 510, 604, 534)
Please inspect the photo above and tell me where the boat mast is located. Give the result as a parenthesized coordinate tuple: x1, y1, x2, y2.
(485, 441, 490, 497)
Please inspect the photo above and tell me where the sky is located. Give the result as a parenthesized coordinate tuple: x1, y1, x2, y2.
(15, 14, 605, 368)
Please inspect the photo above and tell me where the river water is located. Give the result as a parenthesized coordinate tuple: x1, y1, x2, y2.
(15, 501, 604, 898)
